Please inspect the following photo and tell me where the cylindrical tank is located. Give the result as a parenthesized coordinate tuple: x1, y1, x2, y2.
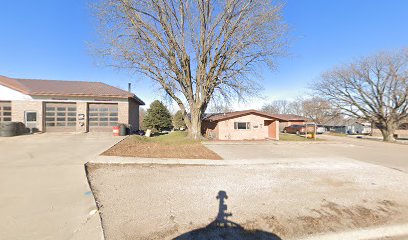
(119, 124, 127, 136)
(0, 122, 17, 137)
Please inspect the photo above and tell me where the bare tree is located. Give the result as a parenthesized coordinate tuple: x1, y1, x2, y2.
(300, 97, 340, 124)
(96, 0, 288, 139)
(313, 49, 408, 141)
(261, 99, 291, 114)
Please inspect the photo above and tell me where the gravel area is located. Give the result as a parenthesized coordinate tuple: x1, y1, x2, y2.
(86, 157, 408, 240)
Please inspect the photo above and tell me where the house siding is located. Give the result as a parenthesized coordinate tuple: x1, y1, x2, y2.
(216, 114, 273, 140)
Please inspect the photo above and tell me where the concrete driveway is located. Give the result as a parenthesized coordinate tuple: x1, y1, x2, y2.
(204, 135, 408, 173)
(0, 133, 123, 240)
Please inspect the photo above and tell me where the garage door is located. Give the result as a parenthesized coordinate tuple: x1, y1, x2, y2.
(0, 101, 12, 123)
(88, 103, 118, 132)
(45, 103, 77, 132)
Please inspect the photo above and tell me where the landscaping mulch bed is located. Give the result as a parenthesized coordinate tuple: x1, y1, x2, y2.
(102, 132, 222, 160)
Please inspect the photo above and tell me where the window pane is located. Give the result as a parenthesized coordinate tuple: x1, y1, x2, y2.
(99, 113, 108, 117)
(67, 122, 76, 126)
(57, 112, 66, 116)
(67, 107, 76, 111)
(67, 112, 76, 116)
(26, 112, 37, 122)
(100, 118, 108, 121)
(46, 112, 55, 116)
(56, 122, 66, 126)
(46, 122, 55, 126)
(100, 108, 109, 112)
(237, 122, 247, 129)
(89, 113, 98, 116)
(99, 122, 108, 126)
(3, 112, 11, 116)
(3, 107, 11, 111)
(3, 117, 11, 122)
(109, 112, 118, 116)
(57, 117, 65, 121)
(46, 117, 55, 121)
(57, 107, 66, 111)
(89, 118, 98, 121)
(46, 107, 55, 111)
(67, 117, 76, 122)
(109, 117, 118, 121)
(109, 122, 118, 126)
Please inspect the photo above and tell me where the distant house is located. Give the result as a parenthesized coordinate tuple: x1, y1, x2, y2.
(323, 119, 372, 135)
(201, 110, 307, 140)
(0, 75, 144, 133)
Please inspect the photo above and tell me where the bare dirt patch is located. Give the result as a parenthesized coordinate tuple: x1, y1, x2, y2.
(86, 159, 408, 240)
(102, 132, 222, 160)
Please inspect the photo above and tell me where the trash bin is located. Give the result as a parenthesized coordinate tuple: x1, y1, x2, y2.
(119, 124, 127, 136)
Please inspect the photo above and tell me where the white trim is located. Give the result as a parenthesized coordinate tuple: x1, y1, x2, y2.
(0, 85, 32, 100)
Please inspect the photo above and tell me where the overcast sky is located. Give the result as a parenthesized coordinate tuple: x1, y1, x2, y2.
(1, 0, 408, 111)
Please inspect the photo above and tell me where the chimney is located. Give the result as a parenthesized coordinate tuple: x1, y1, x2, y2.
(128, 82, 131, 92)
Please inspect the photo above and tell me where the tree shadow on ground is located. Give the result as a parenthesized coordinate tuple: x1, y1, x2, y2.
(173, 191, 282, 240)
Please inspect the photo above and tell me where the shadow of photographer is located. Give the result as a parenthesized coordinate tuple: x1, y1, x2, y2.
(173, 190, 282, 240)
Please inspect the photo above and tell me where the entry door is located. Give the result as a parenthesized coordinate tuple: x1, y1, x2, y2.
(25, 111, 38, 132)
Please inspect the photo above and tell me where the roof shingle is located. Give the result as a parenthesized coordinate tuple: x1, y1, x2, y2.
(203, 110, 308, 122)
(0, 75, 144, 104)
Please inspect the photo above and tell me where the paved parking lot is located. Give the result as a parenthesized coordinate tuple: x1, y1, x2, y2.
(0, 133, 123, 240)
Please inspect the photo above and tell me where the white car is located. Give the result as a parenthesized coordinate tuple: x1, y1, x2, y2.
(316, 125, 326, 134)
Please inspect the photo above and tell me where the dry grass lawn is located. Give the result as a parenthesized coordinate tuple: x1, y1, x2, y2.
(102, 131, 222, 159)
(279, 133, 325, 141)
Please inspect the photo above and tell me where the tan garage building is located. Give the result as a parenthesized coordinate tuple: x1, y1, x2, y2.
(0, 75, 144, 132)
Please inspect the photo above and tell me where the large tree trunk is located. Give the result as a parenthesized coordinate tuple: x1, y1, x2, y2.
(184, 107, 203, 140)
(379, 122, 397, 142)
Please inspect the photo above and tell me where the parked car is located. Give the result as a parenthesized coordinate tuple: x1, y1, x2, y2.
(316, 125, 326, 134)
(283, 125, 305, 135)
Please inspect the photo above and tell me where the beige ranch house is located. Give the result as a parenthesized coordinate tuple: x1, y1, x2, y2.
(0, 75, 144, 133)
(202, 110, 307, 140)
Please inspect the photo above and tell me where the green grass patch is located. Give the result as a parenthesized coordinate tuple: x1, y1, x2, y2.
(280, 133, 324, 141)
(130, 131, 198, 145)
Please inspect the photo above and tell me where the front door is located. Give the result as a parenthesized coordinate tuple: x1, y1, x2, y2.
(25, 111, 38, 133)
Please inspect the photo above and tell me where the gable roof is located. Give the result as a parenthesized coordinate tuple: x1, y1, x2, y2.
(203, 110, 308, 122)
(0, 75, 144, 105)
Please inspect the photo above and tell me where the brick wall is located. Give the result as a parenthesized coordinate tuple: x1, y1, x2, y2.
(216, 114, 272, 140)
(118, 102, 129, 125)
(128, 99, 140, 130)
(11, 100, 44, 131)
(76, 102, 87, 132)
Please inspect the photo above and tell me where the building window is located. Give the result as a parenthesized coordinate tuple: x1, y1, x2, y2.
(0, 101, 12, 122)
(234, 122, 251, 130)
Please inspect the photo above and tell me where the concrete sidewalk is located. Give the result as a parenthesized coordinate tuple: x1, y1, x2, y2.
(0, 133, 124, 240)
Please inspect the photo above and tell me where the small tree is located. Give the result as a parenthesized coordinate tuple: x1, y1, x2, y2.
(143, 100, 172, 132)
(313, 49, 408, 141)
(173, 110, 187, 130)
